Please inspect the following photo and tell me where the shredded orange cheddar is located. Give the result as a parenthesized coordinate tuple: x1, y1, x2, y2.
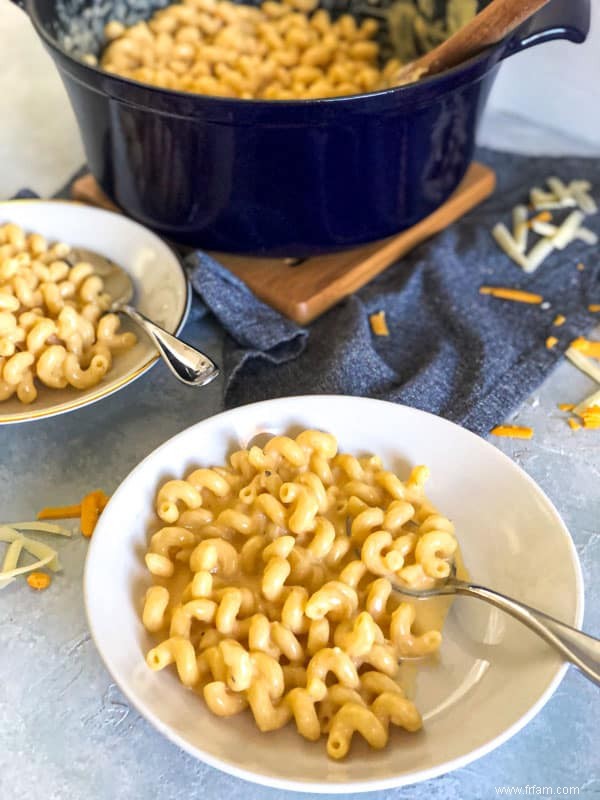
(558, 403, 575, 412)
(479, 287, 543, 305)
(570, 337, 600, 359)
(38, 491, 109, 536)
(27, 572, 51, 591)
(37, 504, 81, 520)
(553, 314, 566, 327)
(80, 490, 108, 538)
(581, 406, 600, 429)
(568, 418, 582, 431)
(577, 262, 585, 271)
(546, 336, 558, 350)
(589, 305, 600, 313)
(369, 311, 389, 337)
(490, 425, 534, 440)
(529, 211, 552, 226)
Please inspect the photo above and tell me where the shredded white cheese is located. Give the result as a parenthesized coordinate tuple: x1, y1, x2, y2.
(530, 187, 560, 209)
(573, 387, 600, 418)
(552, 210, 585, 250)
(530, 220, 556, 237)
(512, 205, 529, 254)
(530, 220, 597, 245)
(546, 177, 577, 207)
(569, 181, 597, 214)
(575, 228, 598, 245)
(566, 348, 600, 385)
(492, 223, 531, 270)
(494, 177, 597, 273)
(570, 180, 592, 191)
(0, 526, 62, 590)
(4, 521, 72, 536)
(525, 237, 555, 273)
(1, 537, 26, 588)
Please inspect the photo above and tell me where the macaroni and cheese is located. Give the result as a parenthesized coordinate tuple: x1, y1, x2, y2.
(97, 0, 402, 99)
(0, 223, 136, 405)
(142, 430, 458, 758)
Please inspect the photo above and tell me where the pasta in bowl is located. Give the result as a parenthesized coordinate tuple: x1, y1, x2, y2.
(0, 222, 137, 404)
(84, 396, 583, 791)
(142, 429, 456, 759)
(0, 201, 190, 424)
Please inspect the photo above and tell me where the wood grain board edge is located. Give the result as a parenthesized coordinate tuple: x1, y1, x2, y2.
(223, 164, 495, 323)
(72, 163, 495, 325)
(72, 175, 119, 212)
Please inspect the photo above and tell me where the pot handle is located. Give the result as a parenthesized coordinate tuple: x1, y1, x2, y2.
(500, 0, 590, 59)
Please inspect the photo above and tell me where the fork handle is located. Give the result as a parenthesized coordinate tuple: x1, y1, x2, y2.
(455, 582, 600, 686)
(118, 304, 219, 387)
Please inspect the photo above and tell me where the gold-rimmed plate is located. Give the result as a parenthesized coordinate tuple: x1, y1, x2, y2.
(0, 200, 191, 424)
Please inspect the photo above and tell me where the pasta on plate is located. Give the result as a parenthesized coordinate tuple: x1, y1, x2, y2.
(0, 223, 136, 404)
(142, 429, 459, 759)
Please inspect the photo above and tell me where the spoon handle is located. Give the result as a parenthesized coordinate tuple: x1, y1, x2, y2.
(455, 582, 600, 686)
(119, 304, 219, 387)
(394, 0, 551, 83)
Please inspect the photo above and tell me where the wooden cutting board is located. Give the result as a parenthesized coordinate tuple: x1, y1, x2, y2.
(72, 162, 495, 324)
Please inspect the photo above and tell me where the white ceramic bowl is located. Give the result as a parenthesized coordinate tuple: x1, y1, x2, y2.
(84, 396, 584, 793)
(0, 200, 190, 424)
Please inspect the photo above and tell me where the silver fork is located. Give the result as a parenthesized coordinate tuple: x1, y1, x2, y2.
(392, 564, 600, 686)
(71, 247, 219, 387)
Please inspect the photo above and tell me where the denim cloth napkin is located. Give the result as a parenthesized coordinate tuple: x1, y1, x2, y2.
(187, 148, 600, 434)
(16, 149, 599, 435)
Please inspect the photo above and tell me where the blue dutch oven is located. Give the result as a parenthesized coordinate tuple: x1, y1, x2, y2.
(11, 0, 590, 255)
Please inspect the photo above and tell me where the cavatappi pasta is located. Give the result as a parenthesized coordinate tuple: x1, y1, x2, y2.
(0, 223, 136, 404)
(142, 430, 459, 759)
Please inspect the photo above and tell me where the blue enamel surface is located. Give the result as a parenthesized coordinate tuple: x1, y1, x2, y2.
(23, 0, 590, 255)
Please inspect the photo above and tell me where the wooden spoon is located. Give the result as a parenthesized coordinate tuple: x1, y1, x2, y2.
(391, 0, 551, 86)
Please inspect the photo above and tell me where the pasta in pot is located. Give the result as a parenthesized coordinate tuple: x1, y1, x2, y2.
(0, 223, 136, 404)
(97, 0, 397, 99)
(94, 0, 479, 99)
(142, 429, 461, 759)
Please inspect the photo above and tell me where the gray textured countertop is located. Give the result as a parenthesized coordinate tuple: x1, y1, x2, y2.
(1, 4, 599, 795)
(2, 311, 599, 800)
